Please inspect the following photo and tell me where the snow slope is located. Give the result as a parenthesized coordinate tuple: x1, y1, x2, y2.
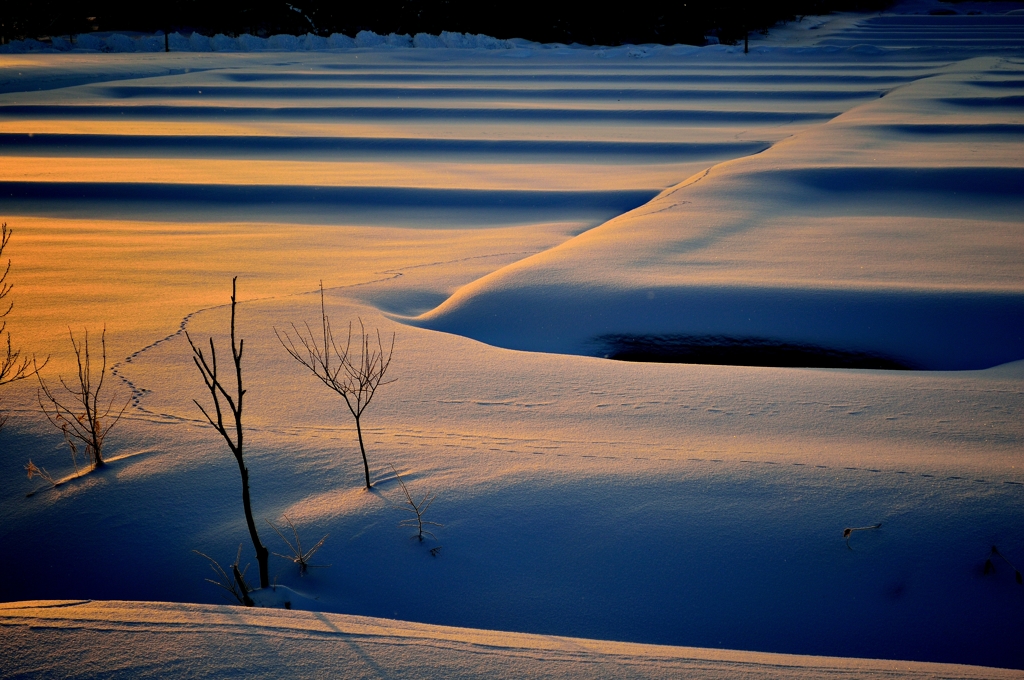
(414, 56, 1024, 371)
(3, 600, 1020, 679)
(1, 3, 1023, 677)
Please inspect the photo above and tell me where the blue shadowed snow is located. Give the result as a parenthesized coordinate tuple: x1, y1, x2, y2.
(416, 285, 1024, 371)
(0, 104, 839, 124)
(0, 181, 659, 226)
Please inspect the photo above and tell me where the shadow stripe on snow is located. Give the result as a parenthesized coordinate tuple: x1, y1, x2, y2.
(0, 133, 770, 161)
(221, 72, 923, 84)
(96, 85, 883, 102)
(784, 167, 1024, 196)
(940, 95, 1024, 107)
(873, 123, 1024, 137)
(0, 105, 836, 123)
(418, 285, 1024, 371)
(0, 181, 657, 210)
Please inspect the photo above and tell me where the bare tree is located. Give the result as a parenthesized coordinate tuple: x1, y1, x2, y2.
(37, 326, 129, 469)
(276, 283, 395, 489)
(0, 223, 47, 428)
(186, 277, 270, 589)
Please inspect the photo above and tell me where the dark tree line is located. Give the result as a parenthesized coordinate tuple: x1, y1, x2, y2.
(3, 1, 893, 46)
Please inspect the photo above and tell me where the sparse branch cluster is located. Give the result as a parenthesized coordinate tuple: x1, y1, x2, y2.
(390, 464, 442, 542)
(37, 327, 129, 469)
(276, 282, 395, 489)
(0, 223, 47, 430)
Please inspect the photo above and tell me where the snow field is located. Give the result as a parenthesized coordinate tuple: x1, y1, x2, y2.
(1, 3, 1023, 676)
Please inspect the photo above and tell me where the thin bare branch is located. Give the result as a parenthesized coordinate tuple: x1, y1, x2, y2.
(266, 516, 330, 574)
(388, 464, 442, 542)
(193, 545, 254, 606)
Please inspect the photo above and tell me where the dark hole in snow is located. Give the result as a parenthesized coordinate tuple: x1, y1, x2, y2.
(597, 334, 914, 370)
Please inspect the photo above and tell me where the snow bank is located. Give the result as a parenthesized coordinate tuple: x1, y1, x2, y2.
(415, 56, 1024, 371)
(4, 600, 1017, 679)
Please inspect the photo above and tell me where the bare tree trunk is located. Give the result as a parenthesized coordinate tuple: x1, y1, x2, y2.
(188, 277, 270, 589)
(237, 456, 269, 588)
(233, 564, 255, 607)
(355, 415, 371, 489)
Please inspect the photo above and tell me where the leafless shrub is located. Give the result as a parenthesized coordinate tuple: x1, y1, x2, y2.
(0, 223, 47, 429)
(186, 277, 270, 589)
(276, 283, 395, 489)
(389, 464, 442, 542)
(24, 459, 58, 487)
(266, 515, 329, 574)
(37, 326, 129, 469)
(193, 545, 255, 606)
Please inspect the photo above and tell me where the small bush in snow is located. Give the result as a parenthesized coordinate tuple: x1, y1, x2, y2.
(355, 30, 386, 48)
(303, 33, 328, 50)
(0, 224, 47, 429)
(386, 33, 413, 48)
(266, 516, 329, 574)
(24, 460, 59, 488)
(168, 33, 192, 51)
(388, 464, 442, 543)
(237, 34, 266, 51)
(413, 33, 445, 48)
(327, 33, 355, 48)
(268, 34, 301, 50)
(37, 325, 129, 469)
(193, 545, 255, 606)
(211, 34, 238, 51)
(189, 32, 212, 52)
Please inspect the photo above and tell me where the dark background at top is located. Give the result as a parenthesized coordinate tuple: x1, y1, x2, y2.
(3, 1, 895, 46)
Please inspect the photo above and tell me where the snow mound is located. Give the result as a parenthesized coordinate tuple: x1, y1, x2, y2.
(1, 600, 1018, 679)
(414, 57, 1024, 371)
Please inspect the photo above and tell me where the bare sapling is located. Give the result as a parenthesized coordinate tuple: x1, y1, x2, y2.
(0, 223, 48, 428)
(186, 277, 270, 589)
(843, 523, 881, 549)
(389, 464, 442, 542)
(37, 326, 129, 469)
(193, 545, 255, 606)
(266, 515, 330, 574)
(276, 283, 395, 489)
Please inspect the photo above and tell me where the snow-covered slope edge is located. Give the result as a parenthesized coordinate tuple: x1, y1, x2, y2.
(2, 600, 1020, 679)
(411, 56, 1024, 371)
